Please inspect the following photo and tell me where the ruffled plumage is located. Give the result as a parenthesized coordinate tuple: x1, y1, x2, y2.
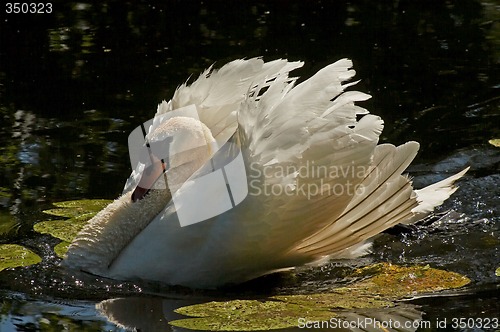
(63, 58, 467, 288)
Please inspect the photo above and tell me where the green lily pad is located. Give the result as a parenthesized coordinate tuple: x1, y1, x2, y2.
(0, 244, 42, 272)
(33, 219, 88, 243)
(495, 267, 500, 277)
(348, 263, 470, 298)
(489, 138, 500, 147)
(170, 263, 470, 331)
(54, 241, 71, 258)
(35, 199, 112, 257)
(42, 199, 111, 218)
(173, 299, 335, 331)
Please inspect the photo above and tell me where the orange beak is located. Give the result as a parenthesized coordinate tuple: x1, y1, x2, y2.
(131, 156, 167, 202)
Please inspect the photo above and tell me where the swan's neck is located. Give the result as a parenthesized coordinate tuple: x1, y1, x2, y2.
(64, 189, 171, 272)
(64, 116, 216, 272)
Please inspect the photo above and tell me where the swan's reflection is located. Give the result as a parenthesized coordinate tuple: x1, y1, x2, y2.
(97, 296, 423, 332)
(97, 296, 201, 331)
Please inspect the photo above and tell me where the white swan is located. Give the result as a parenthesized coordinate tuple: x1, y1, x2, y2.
(63, 58, 468, 288)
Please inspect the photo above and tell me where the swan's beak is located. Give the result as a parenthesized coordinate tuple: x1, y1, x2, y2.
(131, 157, 167, 202)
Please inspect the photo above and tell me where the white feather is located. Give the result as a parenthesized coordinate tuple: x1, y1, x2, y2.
(63, 58, 468, 288)
(406, 166, 470, 224)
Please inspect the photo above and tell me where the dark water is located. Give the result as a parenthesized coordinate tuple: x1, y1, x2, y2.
(0, 1, 499, 331)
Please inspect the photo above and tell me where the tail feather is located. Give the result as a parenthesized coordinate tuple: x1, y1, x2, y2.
(295, 142, 420, 254)
(303, 193, 417, 257)
(405, 167, 470, 224)
(293, 165, 468, 258)
(296, 174, 418, 256)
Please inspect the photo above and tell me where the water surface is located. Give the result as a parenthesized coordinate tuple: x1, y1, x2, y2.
(0, 1, 499, 330)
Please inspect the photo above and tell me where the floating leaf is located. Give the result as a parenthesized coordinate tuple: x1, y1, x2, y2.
(54, 241, 70, 258)
(170, 263, 470, 331)
(489, 138, 500, 147)
(34, 219, 88, 243)
(42, 199, 111, 218)
(273, 292, 392, 310)
(348, 263, 471, 298)
(53, 199, 112, 209)
(496, 267, 500, 277)
(37, 200, 112, 239)
(173, 299, 335, 331)
(0, 244, 42, 272)
(36, 199, 112, 257)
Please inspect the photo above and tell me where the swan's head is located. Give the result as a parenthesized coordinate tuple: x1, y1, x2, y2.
(131, 116, 217, 202)
(63, 116, 216, 272)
